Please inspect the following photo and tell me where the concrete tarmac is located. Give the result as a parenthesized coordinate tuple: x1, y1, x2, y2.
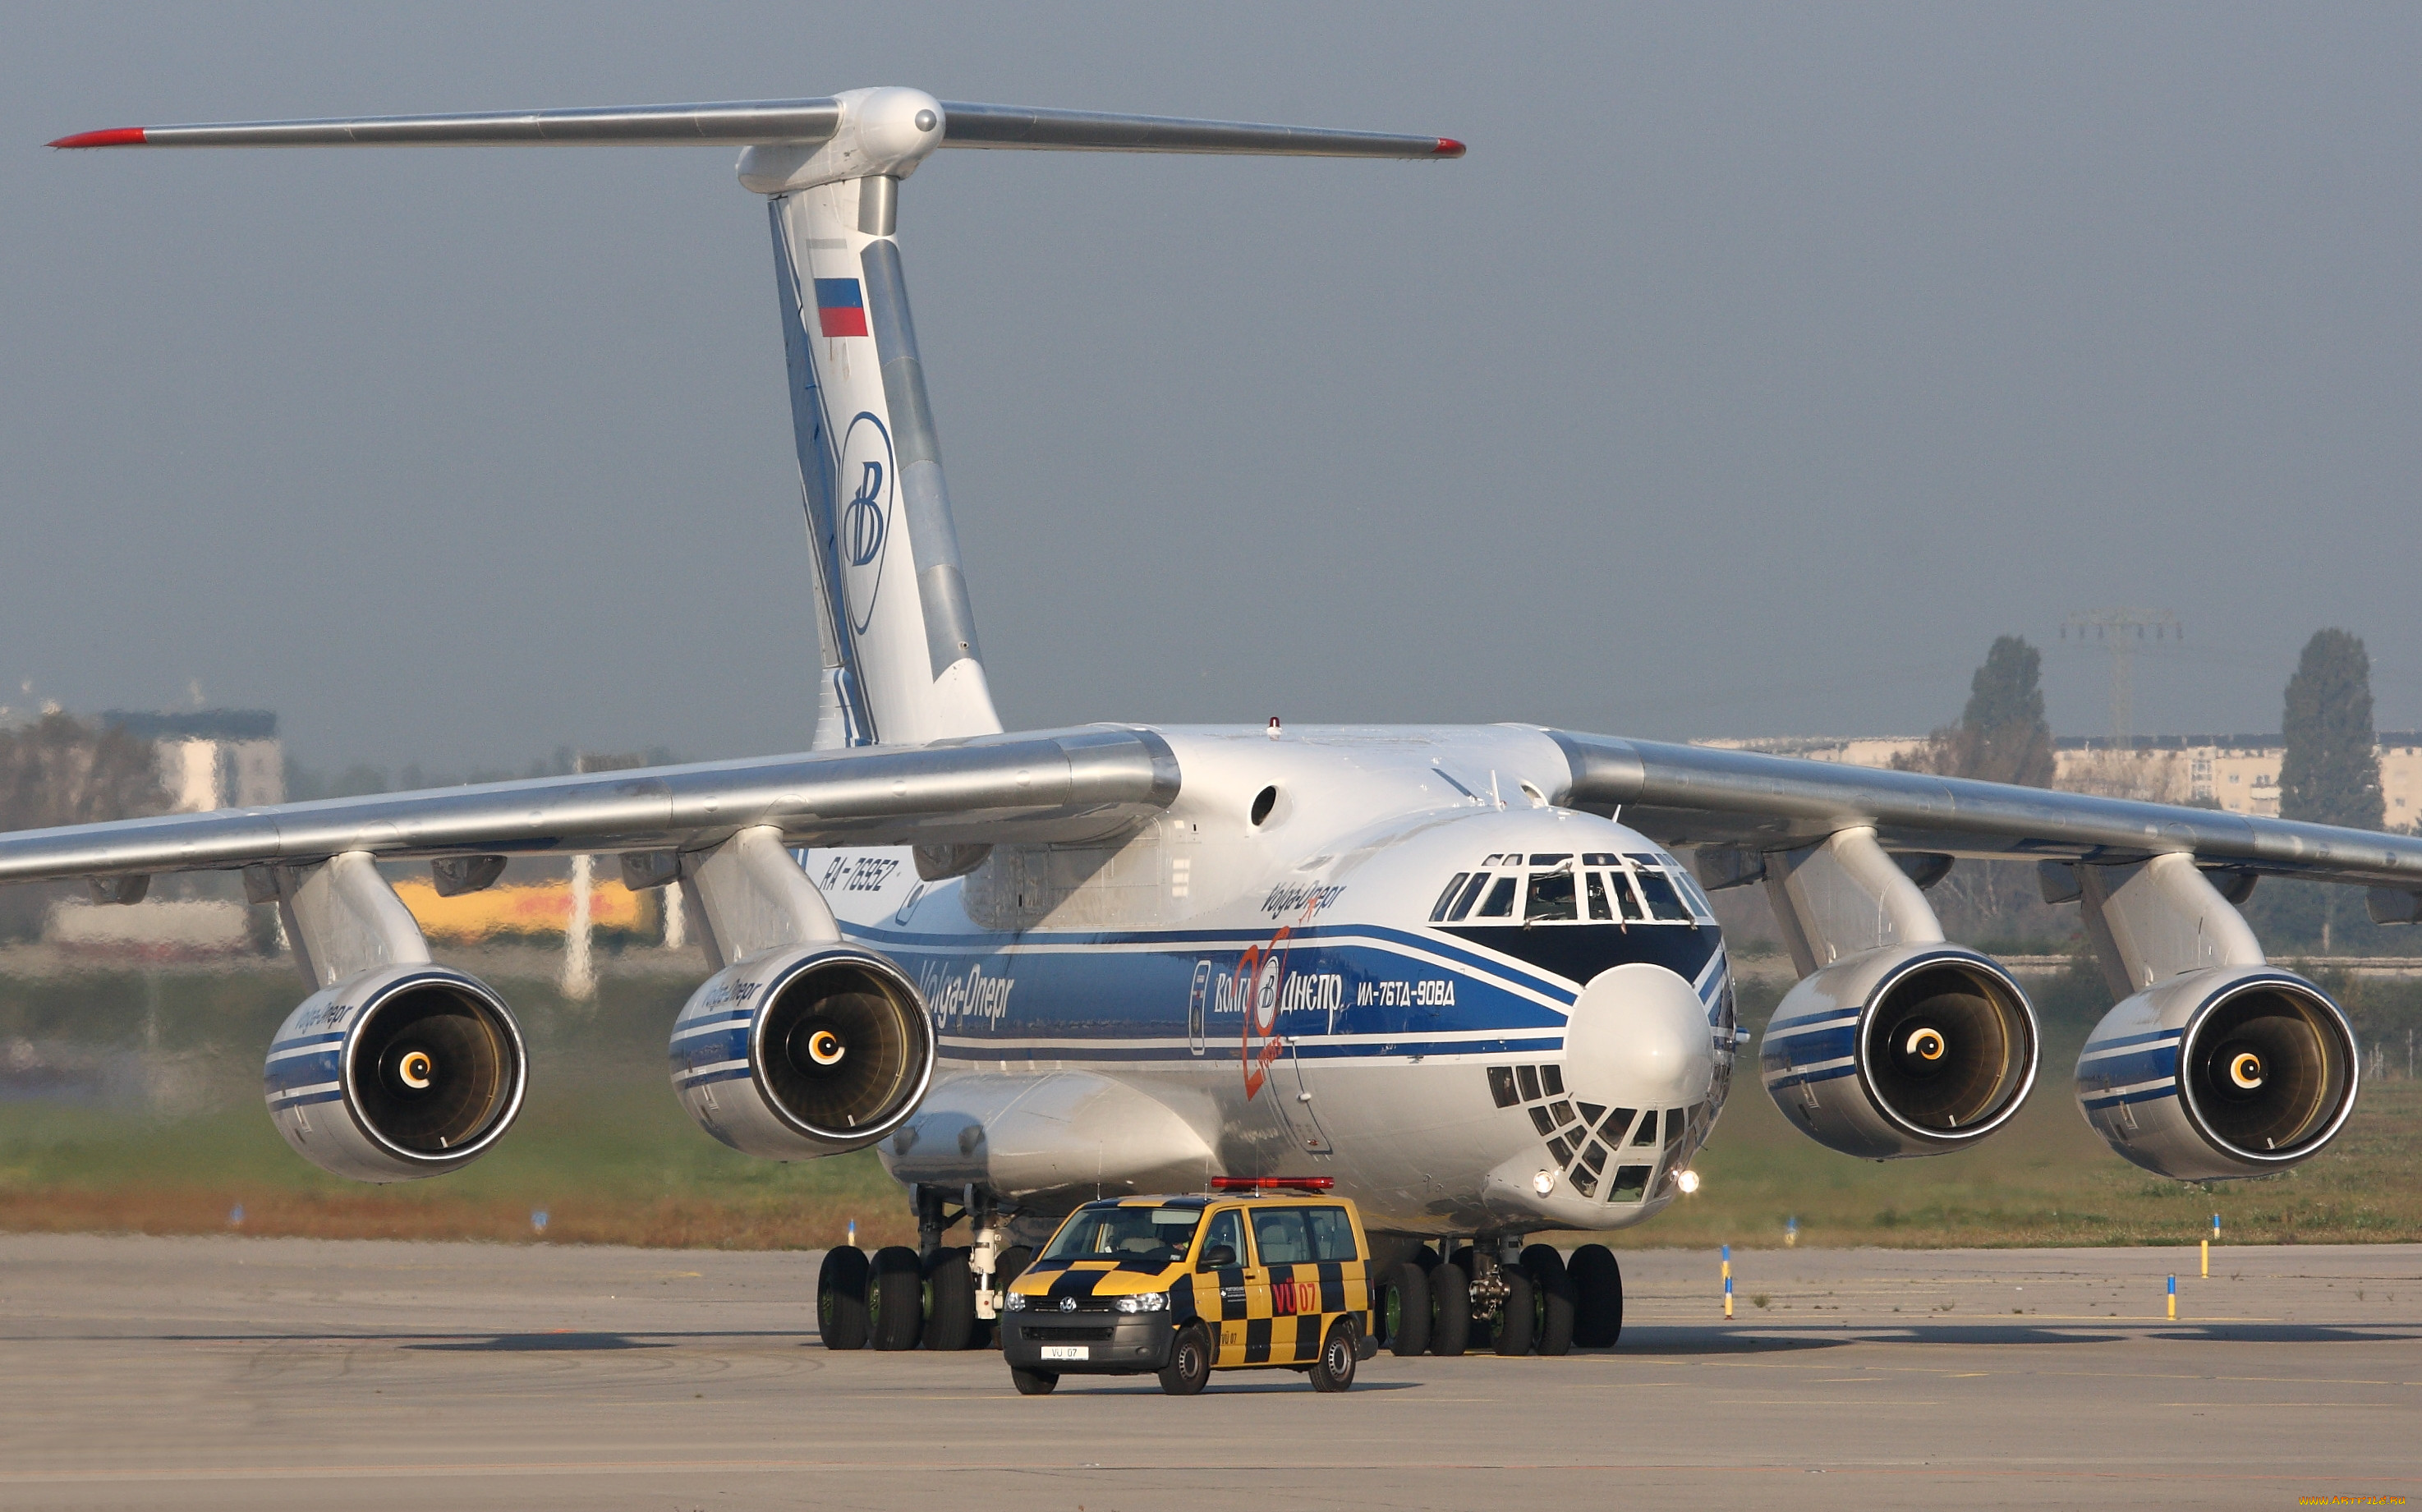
(1, 1234, 2415, 1510)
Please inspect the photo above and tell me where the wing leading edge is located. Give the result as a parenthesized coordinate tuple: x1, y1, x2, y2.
(1546, 729, 2422, 894)
(0, 727, 1178, 886)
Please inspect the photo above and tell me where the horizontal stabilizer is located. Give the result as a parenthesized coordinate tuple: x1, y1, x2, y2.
(50, 96, 1463, 158)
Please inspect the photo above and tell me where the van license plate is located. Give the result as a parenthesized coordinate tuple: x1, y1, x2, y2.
(1041, 1345, 1090, 1362)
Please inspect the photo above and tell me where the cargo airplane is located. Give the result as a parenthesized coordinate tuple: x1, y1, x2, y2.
(24, 88, 2421, 1358)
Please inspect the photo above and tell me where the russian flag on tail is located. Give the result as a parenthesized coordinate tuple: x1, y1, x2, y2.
(814, 278, 868, 338)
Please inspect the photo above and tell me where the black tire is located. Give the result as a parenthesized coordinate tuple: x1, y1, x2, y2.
(1445, 1248, 1489, 1349)
(1009, 1366, 1058, 1395)
(1521, 1243, 1578, 1358)
(1570, 1243, 1625, 1349)
(1491, 1269, 1536, 1355)
(869, 1245, 924, 1351)
(1309, 1319, 1358, 1392)
(1428, 1262, 1471, 1356)
(816, 1245, 870, 1351)
(922, 1248, 976, 1351)
(1378, 1261, 1430, 1358)
(1159, 1321, 1213, 1395)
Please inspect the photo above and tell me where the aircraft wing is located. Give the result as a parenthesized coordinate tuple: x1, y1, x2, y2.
(0, 727, 1177, 887)
(1547, 729, 2422, 903)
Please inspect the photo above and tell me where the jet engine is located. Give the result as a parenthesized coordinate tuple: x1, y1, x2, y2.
(1760, 944, 2038, 1159)
(669, 944, 934, 1159)
(2076, 967, 2358, 1181)
(263, 964, 526, 1183)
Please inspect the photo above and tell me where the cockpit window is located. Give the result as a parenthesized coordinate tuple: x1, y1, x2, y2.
(1585, 872, 1614, 921)
(1525, 871, 1577, 922)
(1631, 868, 1693, 922)
(1608, 870, 1646, 921)
(1446, 873, 1491, 921)
(1477, 875, 1518, 918)
(1430, 872, 1470, 921)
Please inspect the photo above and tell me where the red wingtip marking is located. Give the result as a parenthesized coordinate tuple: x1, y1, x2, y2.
(49, 127, 148, 149)
(1434, 137, 1466, 158)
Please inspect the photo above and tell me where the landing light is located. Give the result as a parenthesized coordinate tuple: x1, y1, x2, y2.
(1675, 1169, 1702, 1195)
(1532, 1170, 1556, 1196)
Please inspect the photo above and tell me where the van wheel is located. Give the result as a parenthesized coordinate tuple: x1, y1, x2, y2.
(816, 1245, 870, 1351)
(922, 1248, 976, 1351)
(1379, 1262, 1430, 1357)
(1160, 1322, 1213, 1395)
(1309, 1320, 1358, 1391)
(1428, 1262, 1471, 1356)
(1009, 1366, 1058, 1395)
(1569, 1243, 1625, 1349)
(869, 1246, 924, 1350)
(1492, 1269, 1535, 1355)
(1521, 1243, 1578, 1357)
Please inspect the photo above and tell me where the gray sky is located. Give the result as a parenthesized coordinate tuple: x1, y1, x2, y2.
(5, 3, 2418, 773)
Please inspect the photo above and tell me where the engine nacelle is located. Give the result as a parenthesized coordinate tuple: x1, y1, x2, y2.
(669, 944, 935, 1159)
(1761, 944, 2038, 1159)
(2076, 967, 2358, 1181)
(263, 964, 526, 1183)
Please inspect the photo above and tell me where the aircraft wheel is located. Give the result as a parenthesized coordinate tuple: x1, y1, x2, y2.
(922, 1248, 976, 1351)
(1160, 1321, 1213, 1395)
(869, 1245, 924, 1350)
(1412, 1243, 1441, 1273)
(1309, 1319, 1358, 1392)
(1492, 1269, 1535, 1356)
(1378, 1261, 1430, 1357)
(1521, 1243, 1578, 1357)
(1570, 1243, 1625, 1349)
(1009, 1366, 1059, 1395)
(1427, 1262, 1471, 1356)
(816, 1244, 870, 1351)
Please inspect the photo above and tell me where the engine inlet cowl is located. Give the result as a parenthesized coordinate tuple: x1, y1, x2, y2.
(2077, 967, 2358, 1181)
(1760, 944, 2038, 1160)
(263, 964, 526, 1183)
(669, 944, 935, 1160)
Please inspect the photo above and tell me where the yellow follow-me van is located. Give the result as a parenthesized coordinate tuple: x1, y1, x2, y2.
(1000, 1179, 1378, 1395)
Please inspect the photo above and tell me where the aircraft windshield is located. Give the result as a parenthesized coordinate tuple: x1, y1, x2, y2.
(1041, 1204, 1202, 1263)
(1435, 851, 1704, 926)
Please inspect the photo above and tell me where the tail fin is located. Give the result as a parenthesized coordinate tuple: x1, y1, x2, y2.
(52, 89, 1464, 747)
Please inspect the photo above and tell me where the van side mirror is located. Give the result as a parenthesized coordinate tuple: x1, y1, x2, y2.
(1200, 1243, 1235, 1270)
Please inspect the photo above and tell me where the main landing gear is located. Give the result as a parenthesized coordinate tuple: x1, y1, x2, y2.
(1375, 1239, 1621, 1358)
(816, 1185, 1027, 1353)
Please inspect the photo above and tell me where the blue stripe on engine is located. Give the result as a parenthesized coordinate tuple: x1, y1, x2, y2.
(1763, 1063, 1860, 1091)
(2081, 1082, 2179, 1110)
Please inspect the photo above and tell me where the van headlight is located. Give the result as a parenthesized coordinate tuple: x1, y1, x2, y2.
(1004, 1292, 1027, 1312)
(1114, 1293, 1167, 1313)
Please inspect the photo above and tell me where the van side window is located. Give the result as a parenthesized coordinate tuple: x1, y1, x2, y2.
(1198, 1208, 1245, 1270)
(1305, 1206, 1358, 1262)
(1251, 1209, 1313, 1266)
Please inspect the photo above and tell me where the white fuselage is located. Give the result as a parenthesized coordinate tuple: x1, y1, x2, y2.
(808, 724, 1735, 1240)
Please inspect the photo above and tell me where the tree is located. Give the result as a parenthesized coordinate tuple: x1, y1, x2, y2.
(0, 713, 168, 940)
(1891, 637, 2062, 944)
(2257, 630, 2385, 953)
(1893, 635, 2055, 787)
(2278, 628, 2384, 831)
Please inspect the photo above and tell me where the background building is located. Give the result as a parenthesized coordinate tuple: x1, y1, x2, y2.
(1697, 733, 2422, 824)
(102, 710, 283, 812)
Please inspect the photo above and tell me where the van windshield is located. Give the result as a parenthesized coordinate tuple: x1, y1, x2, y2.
(1041, 1205, 1202, 1263)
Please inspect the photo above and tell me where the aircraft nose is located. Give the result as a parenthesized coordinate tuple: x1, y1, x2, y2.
(1562, 963, 1715, 1110)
